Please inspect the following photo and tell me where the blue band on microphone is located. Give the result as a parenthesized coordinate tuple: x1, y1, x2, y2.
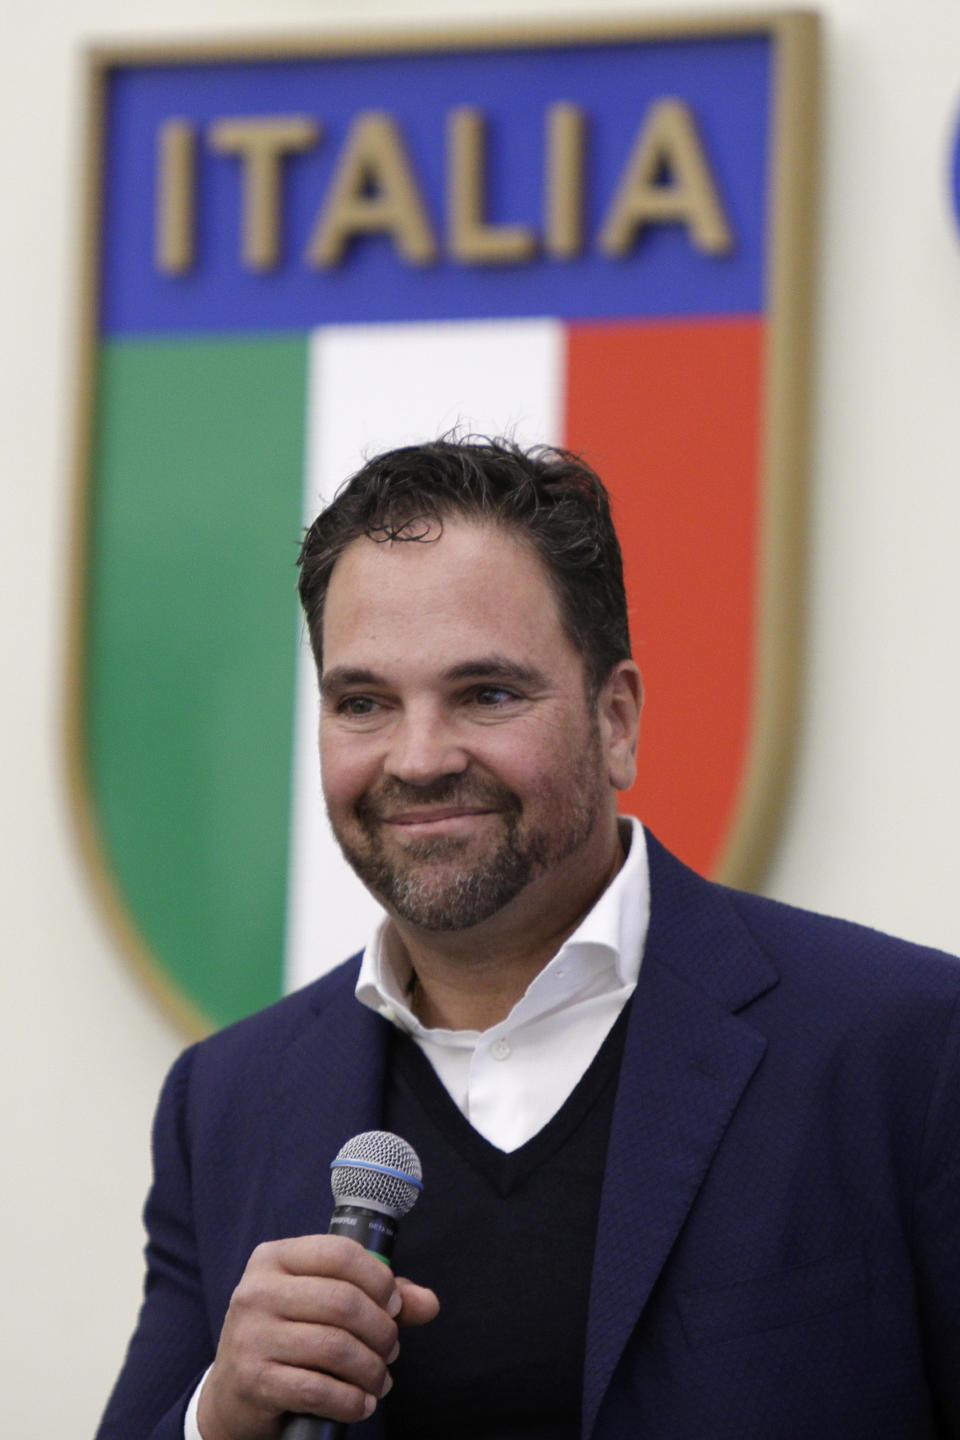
(330, 1157, 423, 1191)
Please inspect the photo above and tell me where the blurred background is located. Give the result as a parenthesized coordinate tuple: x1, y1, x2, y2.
(2, 0, 960, 1433)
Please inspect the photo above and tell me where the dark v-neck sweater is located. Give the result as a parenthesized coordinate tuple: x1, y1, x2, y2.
(380, 1003, 631, 1438)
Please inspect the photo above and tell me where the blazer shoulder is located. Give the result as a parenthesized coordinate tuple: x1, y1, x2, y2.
(178, 952, 365, 1089)
(644, 829, 960, 1028)
(715, 887, 960, 1081)
(724, 883, 960, 1001)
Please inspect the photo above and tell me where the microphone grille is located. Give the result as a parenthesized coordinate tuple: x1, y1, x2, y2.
(330, 1131, 423, 1218)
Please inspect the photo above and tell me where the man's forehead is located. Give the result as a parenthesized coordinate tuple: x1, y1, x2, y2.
(318, 514, 591, 680)
(324, 516, 557, 613)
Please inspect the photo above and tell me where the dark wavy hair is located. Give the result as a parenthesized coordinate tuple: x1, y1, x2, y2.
(296, 436, 632, 697)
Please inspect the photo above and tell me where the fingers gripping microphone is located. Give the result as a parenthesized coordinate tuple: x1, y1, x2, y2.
(281, 1132, 423, 1440)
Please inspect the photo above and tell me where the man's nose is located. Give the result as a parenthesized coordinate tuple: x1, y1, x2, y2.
(384, 707, 469, 784)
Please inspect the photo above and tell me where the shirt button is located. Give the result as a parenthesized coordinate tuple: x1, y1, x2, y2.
(490, 1038, 512, 1061)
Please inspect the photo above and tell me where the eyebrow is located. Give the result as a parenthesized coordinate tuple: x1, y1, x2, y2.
(441, 657, 551, 689)
(320, 656, 550, 701)
(320, 667, 382, 702)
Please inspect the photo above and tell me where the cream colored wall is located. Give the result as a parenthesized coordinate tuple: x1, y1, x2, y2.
(2, 0, 959, 1433)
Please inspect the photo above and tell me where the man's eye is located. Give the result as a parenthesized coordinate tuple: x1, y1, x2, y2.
(472, 686, 519, 706)
(337, 695, 379, 716)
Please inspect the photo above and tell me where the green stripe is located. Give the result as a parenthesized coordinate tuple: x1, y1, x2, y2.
(85, 334, 308, 1030)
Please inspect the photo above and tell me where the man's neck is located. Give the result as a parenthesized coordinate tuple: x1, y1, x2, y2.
(392, 826, 627, 1031)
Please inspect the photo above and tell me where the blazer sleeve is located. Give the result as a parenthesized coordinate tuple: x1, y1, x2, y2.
(96, 1046, 216, 1440)
(912, 984, 960, 1439)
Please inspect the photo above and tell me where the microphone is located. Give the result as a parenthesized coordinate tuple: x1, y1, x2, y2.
(281, 1131, 423, 1440)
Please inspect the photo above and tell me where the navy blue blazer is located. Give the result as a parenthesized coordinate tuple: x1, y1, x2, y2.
(98, 834, 960, 1439)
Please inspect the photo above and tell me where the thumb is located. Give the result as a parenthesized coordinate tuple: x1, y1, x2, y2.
(394, 1275, 441, 1326)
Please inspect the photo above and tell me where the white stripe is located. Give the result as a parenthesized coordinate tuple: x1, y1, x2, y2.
(285, 317, 565, 993)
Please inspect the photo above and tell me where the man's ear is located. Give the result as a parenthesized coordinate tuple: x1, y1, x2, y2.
(598, 660, 643, 791)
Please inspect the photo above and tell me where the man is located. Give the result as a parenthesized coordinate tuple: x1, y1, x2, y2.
(99, 439, 960, 1440)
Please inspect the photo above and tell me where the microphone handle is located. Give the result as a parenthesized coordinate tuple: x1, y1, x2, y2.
(279, 1206, 399, 1440)
(281, 1418, 344, 1440)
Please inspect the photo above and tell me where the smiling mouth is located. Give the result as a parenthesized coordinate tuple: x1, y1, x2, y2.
(381, 807, 498, 830)
(355, 779, 520, 838)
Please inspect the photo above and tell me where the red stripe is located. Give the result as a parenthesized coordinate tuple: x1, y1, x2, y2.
(563, 316, 764, 878)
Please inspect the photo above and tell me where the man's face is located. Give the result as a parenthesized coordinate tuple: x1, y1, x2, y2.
(319, 517, 637, 936)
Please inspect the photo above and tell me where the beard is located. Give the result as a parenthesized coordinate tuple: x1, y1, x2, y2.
(328, 761, 604, 933)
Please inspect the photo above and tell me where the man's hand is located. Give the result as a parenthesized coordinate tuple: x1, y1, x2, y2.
(196, 1234, 440, 1440)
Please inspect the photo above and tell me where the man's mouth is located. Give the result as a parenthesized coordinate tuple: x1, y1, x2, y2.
(354, 779, 520, 840)
(378, 806, 499, 836)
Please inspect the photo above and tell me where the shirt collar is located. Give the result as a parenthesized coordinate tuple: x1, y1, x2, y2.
(355, 817, 649, 1034)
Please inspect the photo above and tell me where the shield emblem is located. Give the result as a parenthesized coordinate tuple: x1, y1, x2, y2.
(70, 16, 818, 1032)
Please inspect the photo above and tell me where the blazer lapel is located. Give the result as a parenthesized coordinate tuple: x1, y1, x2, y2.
(582, 835, 778, 1439)
(272, 960, 391, 1237)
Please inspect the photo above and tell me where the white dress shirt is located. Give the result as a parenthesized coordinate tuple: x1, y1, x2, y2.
(186, 819, 649, 1438)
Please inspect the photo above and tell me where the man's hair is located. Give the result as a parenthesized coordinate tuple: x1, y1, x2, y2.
(296, 436, 632, 696)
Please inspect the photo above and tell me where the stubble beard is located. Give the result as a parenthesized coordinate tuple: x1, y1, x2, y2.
(329, 760, 604, 933)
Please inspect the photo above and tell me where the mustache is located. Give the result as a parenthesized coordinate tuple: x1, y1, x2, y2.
(354, 773, 521, 823)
